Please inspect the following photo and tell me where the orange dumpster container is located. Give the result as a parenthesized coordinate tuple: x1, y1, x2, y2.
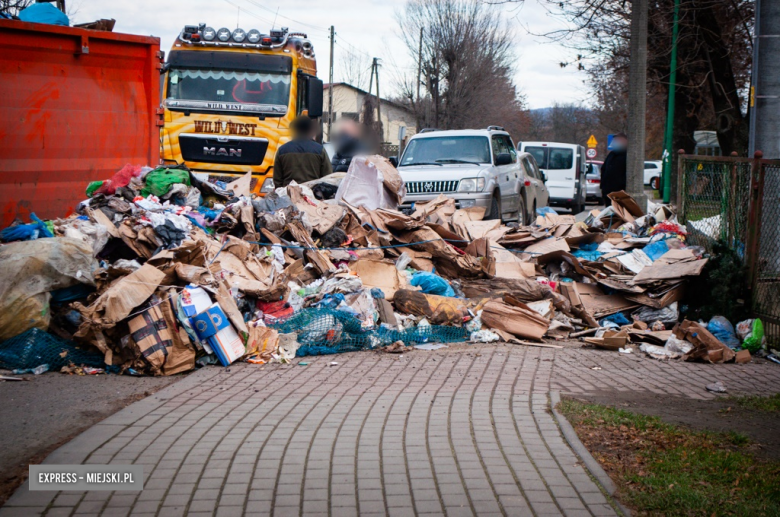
(0, 19, 162, 227)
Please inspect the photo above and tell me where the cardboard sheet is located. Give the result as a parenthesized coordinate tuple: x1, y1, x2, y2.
(524, 237, 570, 255)
(351, 259, 409, 300)
(226, 171, 252, 198)
(608, 190, 645, 222)
(632, 258, 708, 284)
(481, 299, 549, 341)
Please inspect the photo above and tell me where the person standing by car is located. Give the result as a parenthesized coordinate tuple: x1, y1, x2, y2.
(600, 132, 628, 206)
(273, 116, 332, 187)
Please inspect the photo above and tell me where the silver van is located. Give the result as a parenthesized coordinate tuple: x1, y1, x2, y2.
(396, 127, 528, 222)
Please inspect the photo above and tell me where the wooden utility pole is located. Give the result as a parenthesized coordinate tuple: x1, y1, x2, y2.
(327, 25, 335, 141)
(626, 0, 648, 209)
(375, 58, 382, 142)
(416, 27, 423, 104)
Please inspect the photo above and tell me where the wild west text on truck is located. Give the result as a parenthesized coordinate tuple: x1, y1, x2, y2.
(160, 24, 323, 195)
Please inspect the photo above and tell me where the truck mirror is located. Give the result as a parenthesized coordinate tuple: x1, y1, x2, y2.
(388, 156, 398, 167)
(307, 77, 323, 118)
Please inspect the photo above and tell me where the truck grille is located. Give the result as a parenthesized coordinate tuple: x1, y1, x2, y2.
(406, 180, 459, 194)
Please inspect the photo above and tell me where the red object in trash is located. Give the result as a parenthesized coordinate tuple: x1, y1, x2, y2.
(94, 164, 143, 196)
(257, 300, 294, 323)
(0, 19, 162, 227)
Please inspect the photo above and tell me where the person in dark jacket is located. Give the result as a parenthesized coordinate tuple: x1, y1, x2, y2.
(600, 132, 628, 206)
(273, 116, 332, 187)
(330, 119, 370, 172)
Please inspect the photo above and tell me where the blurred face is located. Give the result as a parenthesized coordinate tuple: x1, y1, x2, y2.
(612, 136, 628, 151)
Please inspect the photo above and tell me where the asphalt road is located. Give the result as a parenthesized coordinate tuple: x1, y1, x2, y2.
(0, 372, 178, 505)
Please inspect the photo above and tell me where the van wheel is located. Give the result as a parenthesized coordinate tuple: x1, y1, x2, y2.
(650, 177, 660, 190)
(486, 192, 501, 220)
(572, 194, 583, 215)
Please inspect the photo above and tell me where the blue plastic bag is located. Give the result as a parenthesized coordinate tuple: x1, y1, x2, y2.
(600, 312, 631, 327)
(536, 206, 557, 216)
(18, 3, 69, 26)
(572, 250, 603, 262)
(410, 272, 455, 297)
(0, 213, 54, 242)
(707, 316, 740, 349)
(643, 239, 670, 262)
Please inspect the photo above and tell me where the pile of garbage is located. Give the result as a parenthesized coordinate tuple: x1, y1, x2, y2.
(0, 158, 769, 376)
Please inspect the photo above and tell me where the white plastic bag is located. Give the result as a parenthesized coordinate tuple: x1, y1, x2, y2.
(335, 155, 406, 210)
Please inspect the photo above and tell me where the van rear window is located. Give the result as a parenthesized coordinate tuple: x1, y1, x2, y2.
(525, 146, 574, 170)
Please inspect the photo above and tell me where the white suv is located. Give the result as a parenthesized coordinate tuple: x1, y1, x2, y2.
(396, 127, 528, 223)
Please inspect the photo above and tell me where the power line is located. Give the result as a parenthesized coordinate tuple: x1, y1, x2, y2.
(239, 0, 330, 33)
(221, 0, 275, 26)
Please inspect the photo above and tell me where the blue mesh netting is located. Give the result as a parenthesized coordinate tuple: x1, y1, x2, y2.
(269, 308, 468, 357)
(0, 328, 105, 371)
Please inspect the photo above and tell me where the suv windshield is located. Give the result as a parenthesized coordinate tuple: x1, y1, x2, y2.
(526, 146, 574, 170)
(166, 68, 291, 115)
(400, 136, 491, 166)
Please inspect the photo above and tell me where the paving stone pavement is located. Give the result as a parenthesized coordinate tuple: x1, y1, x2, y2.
(3, 344, 780, 517)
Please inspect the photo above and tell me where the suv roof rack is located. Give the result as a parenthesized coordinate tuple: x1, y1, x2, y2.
(419, 128, 439, 133)
(486, 125, 505, 131)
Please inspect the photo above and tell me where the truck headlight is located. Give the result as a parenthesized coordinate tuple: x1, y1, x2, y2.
(458, 178, 486, 193)
(260, 177, 275, 193)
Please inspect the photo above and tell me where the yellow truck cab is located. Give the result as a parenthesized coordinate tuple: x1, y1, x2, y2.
(160, 24, 322, 195)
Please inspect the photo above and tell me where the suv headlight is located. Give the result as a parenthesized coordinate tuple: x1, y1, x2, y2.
(458, 177, 486, 193)
(260, 177, 275, 193)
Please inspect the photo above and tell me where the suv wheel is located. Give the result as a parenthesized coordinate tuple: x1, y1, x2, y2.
(650, 176, 660, 190)
(518, 196, 527, 225)
(486, 191, 501, 220)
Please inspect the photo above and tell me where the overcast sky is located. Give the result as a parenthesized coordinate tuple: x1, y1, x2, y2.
(69, 0, 589, 109)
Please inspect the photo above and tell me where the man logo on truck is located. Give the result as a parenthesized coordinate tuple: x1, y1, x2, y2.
(204, 147, 242, 158)
(194, 120, 258, 136)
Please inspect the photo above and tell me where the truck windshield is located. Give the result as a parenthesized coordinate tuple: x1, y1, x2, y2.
(526, 146, 574, 170)
(165, 68, 291, 115)
(400, 136, 491, 166)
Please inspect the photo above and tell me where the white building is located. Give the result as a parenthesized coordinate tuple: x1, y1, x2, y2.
(323, 83, 417, 147)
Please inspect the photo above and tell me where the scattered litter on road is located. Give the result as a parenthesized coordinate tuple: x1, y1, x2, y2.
(706, 381, 727, 393)
(0, 156, 760, 377)
(414, 343, 447, 351)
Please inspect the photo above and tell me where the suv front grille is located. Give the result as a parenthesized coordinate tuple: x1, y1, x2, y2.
(406, 180, 459, 194)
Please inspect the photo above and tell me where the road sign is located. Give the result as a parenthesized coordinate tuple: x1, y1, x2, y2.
(586, 148, 597, 159)
(587, 134, 598, 148)
(607, 134, 615, 150)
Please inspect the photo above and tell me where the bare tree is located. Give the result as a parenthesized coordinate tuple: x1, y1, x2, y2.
(538, 0, 753, 156)
(2, 0, 67, 17)
(338, 48, 371, 91)
(395, 0, 526, 133)
(1, 0, 34, 16)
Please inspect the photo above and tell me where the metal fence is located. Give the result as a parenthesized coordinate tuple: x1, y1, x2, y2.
(677, 152, 780, 345)
(753, 162, 780, 344)
(677, 155, 752, 256)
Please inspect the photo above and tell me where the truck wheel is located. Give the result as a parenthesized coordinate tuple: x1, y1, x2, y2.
(650, 177, 660, 190)
(486, 192, 501, 220)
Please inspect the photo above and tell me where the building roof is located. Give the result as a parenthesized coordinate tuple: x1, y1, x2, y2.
(324, 82, 411, 113)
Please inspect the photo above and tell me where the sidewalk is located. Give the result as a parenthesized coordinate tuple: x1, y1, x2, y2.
(3, 344, 779, 517)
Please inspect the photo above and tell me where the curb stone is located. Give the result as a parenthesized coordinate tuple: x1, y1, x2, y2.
(550, 390, 632, 517)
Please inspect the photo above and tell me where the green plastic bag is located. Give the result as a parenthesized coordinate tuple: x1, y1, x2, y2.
(85, 180, 103, 197)
(743, 318, 764, 352)
(140, 168, 190, 197)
